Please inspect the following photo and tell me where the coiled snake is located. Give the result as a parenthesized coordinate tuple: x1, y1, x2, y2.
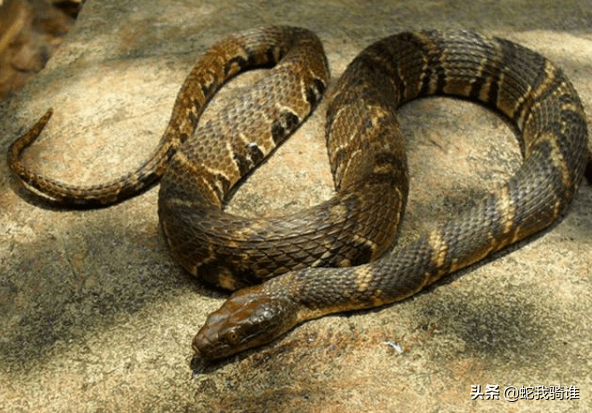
(7, 27, 589, 360)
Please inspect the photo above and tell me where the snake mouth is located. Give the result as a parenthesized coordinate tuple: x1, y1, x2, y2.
(192, 328, 217, 357)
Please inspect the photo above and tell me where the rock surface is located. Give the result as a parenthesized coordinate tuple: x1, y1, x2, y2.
(1, 0, 591, 411)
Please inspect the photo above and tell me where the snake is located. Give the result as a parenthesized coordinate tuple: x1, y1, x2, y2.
(7, 27, 589, 360)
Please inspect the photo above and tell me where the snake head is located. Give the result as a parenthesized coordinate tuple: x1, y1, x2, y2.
(193, 285, 298, 359)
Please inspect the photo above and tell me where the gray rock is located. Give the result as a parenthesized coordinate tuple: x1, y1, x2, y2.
(1, 0, 591, 411)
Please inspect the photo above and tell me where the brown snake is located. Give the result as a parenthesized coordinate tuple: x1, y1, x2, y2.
(7, 27, 589, 360)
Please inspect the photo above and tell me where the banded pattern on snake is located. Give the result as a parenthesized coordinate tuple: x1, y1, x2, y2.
(7, 27, 589, 360)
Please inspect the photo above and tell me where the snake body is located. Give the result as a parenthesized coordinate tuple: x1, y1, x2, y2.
(7, 27, 589, 360)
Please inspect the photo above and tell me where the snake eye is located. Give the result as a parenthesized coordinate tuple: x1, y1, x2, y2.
(228, 330, 239, 343)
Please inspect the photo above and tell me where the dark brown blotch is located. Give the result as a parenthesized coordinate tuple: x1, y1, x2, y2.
(270, 110, 300, 144)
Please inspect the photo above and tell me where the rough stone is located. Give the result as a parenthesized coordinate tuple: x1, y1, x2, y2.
(1, 0, 591, 411)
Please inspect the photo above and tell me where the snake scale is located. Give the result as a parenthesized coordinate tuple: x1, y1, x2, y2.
(7, 27, 589, 360)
